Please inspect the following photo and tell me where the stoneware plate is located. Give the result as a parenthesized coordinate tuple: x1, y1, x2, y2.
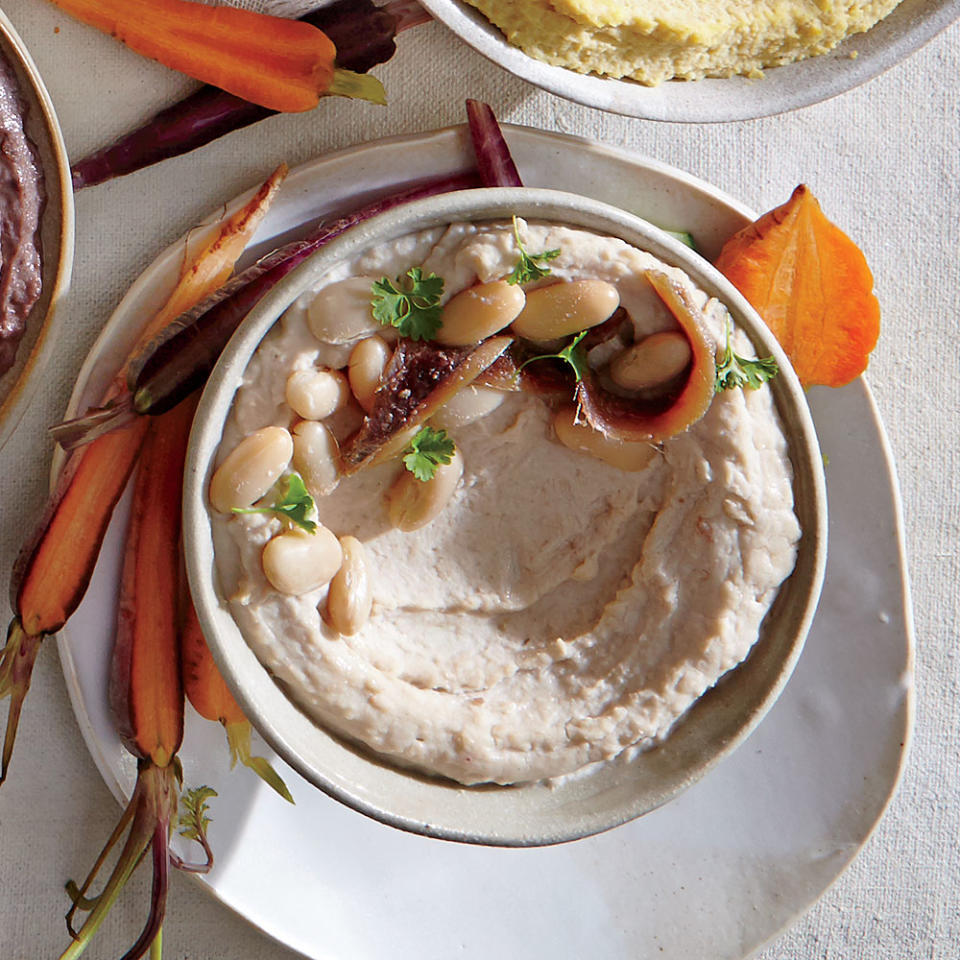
(0, 10, 73, 451)
(417, 0, 960, 122)
(58, 125, 913, 959)
(183, 187, 828, 847)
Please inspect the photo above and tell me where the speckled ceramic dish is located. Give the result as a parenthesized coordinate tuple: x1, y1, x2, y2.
(184, 187, 827, 846)
(418, 0, 960, 122)
(0, 11, 73, 451)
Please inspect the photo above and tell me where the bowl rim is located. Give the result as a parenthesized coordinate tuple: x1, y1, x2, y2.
(184, 187, 828, 846)
(0, 10, 75, 451)
(417, 0, 960, 122)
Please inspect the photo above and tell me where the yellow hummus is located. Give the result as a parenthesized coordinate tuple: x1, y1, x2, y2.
(463, 0, 904, 83)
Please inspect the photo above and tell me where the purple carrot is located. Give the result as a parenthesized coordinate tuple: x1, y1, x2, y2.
(465, 99, 523, 187)
(51, 171, 481, 449)
(70, 0, 433, 190)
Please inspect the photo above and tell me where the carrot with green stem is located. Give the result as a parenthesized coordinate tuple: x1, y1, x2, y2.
(60, 396, 206, 960)
(0, 165, 286, 785)
(46, 0, 385, 111)
(181, 599, 293, 803)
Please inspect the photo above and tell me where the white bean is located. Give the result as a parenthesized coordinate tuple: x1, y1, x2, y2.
(609, 331, 692, 391)
(386, 451, 464, 532)
(262, 526, 343, 596)
(511, 280, 619, 341)
(285, 368, 350, 421)
(553, 407, 656, 472)
(436, 280, 525, 346)
(326, 536, 372, 635)
(292, 420, 340, 497)
(432, 385, 506, 430)
(348, 335, 391, 413)
(307, 276, 380, 343)
(210, 426, 293, 513)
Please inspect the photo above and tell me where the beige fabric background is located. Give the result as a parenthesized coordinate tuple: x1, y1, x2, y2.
(0, 1, 957, 958)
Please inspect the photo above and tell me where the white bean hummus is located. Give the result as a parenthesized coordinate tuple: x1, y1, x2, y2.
(210, 219, 800, 785)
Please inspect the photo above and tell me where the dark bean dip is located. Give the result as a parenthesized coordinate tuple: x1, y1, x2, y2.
(0, 51, 44, 377)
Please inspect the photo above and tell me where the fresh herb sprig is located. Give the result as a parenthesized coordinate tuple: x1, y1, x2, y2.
(715, 319, 779, 393)
(233, 473, 317, 534)
(371, 267, 444, 341)
(403, 426, 456, 482)
(518, 329, 590, 383)
(507, 216, 561, 285)
(178, 785, 217, 844)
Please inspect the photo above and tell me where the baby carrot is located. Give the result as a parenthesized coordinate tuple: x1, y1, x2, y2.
(46, 0, 385, 111)
(181, 599, 293, 803)
(62, 398, 203, 960)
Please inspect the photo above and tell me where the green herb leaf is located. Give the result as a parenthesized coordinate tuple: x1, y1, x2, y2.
(662, 229, 697, 251)
(233, 473, 317, 533)
(371, 267, 444, 341)
(715, 319, 779, 393)
(403, 426, 456, 482)
(178, 785, 218, 843)
(507, 216, 561, 285)
(518, 329, 590, 384)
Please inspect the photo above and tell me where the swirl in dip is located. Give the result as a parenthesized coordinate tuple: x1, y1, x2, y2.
(461, 0, 904, 85)
(209, 219, 800, 785)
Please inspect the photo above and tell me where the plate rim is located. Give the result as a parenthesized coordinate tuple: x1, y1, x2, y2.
(417, 0, 960, 122)
(55, 123, 915, 959)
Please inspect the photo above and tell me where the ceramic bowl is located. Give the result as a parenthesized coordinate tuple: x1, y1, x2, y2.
(184, 188, 828, 846)
(418, 0, 960, 122)
(0, 11, 74, 450)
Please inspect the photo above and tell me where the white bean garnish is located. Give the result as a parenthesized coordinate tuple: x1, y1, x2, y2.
(609, 331, 692, 392)
(386, 451, 464, 532)
(285, 368, 350, 421)
(307, 276, 380, 344)
(210, 426, 293, 513)
(436, 280, 525, 346)
(553, 407, 656, 472)
(348, 335, 391, 413)
(511, 280, 619, 341)
(326, 536, 372, 635)
(292, 420, 340, 497)
(261, 526, 343, 596)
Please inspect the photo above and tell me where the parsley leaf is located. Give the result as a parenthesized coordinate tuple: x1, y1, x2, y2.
(233, 473, 317, 534)
(178, 785, 218, 843)
(507, 216, 561, 285)
(715, 319, 779, 393)
(371, 267, 444, 341)
(518, 329, 590, 383)
(403, 426, 456, 482)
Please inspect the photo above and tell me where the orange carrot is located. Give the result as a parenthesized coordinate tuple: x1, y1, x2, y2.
(0, 420, 149, 784)
(181, 599, 293, 803)
(0, 166, 286, 785)
(62, 398, 204, 960)
(46, 0, 385, 111)
(714, 184, 881, 388)
(110, 404, 193, 768)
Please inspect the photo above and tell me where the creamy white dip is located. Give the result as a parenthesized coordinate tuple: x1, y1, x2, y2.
(211, 220, 800, 785)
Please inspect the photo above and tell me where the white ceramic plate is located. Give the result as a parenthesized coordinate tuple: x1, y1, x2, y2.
(0, 11, 74, 451)
(418, 0, 960, 122)
(57, 125, 913, 960)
